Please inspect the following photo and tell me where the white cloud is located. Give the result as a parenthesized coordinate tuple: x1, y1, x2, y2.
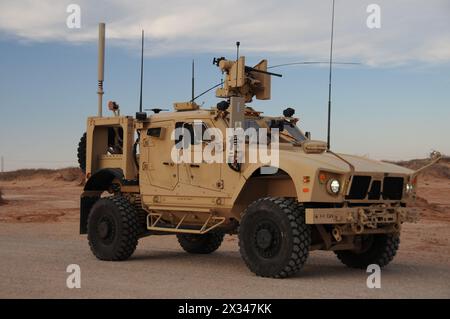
(0, 0, 449, 65)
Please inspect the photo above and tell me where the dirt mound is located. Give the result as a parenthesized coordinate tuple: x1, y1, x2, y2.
(0, 167, 85, 184)
(387, 156, 450, 179)
(0, 188, 6, 205)
(53, 167, 85, 183)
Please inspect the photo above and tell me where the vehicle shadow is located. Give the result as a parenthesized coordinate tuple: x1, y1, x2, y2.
(129, 247, 431, 281)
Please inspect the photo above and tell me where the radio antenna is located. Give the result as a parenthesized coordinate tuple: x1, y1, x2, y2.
(97, 23, 105, 117)
(268, 61, 359, 69)
(139, 29, 144, 113)
(191, 59, 195, 101)
(190, 80, 223, 102)
(235, 41, 240, 87)
(327, 0, 336, 150)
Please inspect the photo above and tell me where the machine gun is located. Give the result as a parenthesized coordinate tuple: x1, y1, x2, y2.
(213, 56, 282, 103)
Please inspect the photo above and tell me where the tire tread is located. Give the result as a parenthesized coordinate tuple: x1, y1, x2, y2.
(87, 196, 139, 261)
(335, 234, 400, 269)
(239, 197, 311, 278)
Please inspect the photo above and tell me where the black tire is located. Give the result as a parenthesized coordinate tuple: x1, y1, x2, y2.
(334, 233, 400, 269)
(238, 197, 311, 278)
(87, 196, 139, 261)
(177, 230, 224, 254)
(77, 132, 86, 173)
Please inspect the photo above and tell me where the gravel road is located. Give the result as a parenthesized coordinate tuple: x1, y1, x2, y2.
(0, 221, 448, 298)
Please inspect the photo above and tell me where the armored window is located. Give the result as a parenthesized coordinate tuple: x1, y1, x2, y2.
(283, 122, 306, 142)
(175, 121, 208, 149)
(265, 120, 306, 143)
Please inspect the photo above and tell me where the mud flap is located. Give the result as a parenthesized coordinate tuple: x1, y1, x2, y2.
(80, 196, 99, 234)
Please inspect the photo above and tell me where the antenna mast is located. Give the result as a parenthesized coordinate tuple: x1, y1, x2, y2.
(327, 0, 335, 150)
(139, 30, 144, 113)
(191, 59, 195, 101)
(97, 23, 105, 117)
(235, 41, 240, 88)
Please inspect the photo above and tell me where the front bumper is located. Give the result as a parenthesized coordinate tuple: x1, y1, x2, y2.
(305, 205, 419, 233)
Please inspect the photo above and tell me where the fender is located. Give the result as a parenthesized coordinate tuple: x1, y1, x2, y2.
(79, 168, 124, 234)
(84, 168, 124, 191)
(231, 164, 300, 204)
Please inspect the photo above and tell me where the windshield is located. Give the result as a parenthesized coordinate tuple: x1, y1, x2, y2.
(282, 121, 306, 142)
(243, 118, 306, 143)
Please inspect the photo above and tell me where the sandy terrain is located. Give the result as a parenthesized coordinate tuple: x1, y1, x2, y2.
(0, 165, 449, 298)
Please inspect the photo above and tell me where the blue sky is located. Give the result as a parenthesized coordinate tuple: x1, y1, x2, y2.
(0, 0, 449, 170)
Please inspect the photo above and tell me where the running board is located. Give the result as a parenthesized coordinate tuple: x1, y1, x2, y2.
(146, 212, 225, 234)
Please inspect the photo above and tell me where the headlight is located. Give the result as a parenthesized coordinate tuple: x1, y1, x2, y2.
(327, 178, 341, 195)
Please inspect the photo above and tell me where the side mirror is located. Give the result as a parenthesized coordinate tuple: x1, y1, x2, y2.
(305, 131, 311, 140)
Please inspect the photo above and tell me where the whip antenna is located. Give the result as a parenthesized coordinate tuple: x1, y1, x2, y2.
(268, 61, 359, 69)
(139, 30, 144, 113)
(235, 41, 240, 87)
(327, 0, 336, 150)
(97, 23, 105, 117)
(191, 59, 195, 101)
(190, 80, 223, 102)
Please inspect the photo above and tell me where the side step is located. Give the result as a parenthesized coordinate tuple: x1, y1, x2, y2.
(146, 212, 225, 234)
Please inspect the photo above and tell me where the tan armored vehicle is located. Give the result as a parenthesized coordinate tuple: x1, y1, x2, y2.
(78, 24, 440, 278)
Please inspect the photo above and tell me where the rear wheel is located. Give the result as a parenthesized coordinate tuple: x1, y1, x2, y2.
(334, 233, 400, 269)
(77, 132, 86, 173)
(239, 197, 311, 278)
(177, 230, 224, 254)
(87, 196, 139, 261)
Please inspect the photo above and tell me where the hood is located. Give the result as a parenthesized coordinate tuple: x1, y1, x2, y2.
(279, 148, 413, 175)
(338, 154, 413, 175)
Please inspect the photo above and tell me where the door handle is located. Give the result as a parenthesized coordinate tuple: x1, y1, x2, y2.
(163, 161, 175, 166)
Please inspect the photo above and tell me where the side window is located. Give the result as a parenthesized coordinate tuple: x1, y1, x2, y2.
(175, 122, 192, 149)
(107, 127, 123, 154)
(175, 121, 208, 149)
(193, 121, 208, 144)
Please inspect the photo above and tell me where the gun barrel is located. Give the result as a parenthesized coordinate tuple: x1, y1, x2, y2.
(245, 66, 282, 77)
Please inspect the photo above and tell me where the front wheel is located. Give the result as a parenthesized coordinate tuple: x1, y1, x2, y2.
(239, 197, 311, 278)
(334, 233, 400, 269)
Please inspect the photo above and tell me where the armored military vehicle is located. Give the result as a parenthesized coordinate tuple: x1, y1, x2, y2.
(78, 24, 440, 278)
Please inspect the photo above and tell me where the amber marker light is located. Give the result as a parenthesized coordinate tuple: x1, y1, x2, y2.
(303, 176, 310, 183)
(318, 172, 327, 184)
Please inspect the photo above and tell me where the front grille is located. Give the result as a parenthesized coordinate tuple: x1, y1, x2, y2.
(346, 176, 371, 200)
(382, 177, 404, 200)
(346, 175, 404, 201)
(368, 180, 381, 200)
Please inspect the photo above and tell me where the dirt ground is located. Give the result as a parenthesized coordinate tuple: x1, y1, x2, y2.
(0, 168, 449, 298)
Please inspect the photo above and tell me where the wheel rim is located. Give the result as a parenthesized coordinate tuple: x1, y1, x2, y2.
(253, 220, 281, 258)
(354, 235, 374, 254)
(97, 215, 116, 245)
